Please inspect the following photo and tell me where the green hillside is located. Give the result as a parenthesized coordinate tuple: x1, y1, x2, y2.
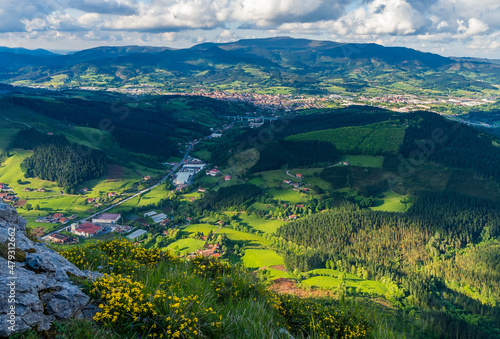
(286, 121, 406, 155)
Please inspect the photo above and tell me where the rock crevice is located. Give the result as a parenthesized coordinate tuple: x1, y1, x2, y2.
(0, 204, 100, 337)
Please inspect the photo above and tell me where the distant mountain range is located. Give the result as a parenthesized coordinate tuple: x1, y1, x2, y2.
(0, 37, 499, 95)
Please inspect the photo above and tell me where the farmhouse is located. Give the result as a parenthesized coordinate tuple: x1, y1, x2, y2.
(108, 192, 117, 198)
(224, 175, 232, 181)
(283, 179, 292, 184)
(295, 173, 303, 178)
(198, 188, 206, 193)
(48, 233, 73, 244)
(92, 213, 121, 224)
(72, 222, 103, 238)
(206, 169, 220, 176)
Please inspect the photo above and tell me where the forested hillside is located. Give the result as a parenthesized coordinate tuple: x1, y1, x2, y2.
(275, 191, 500, 337)
(13, 129, 107, 189)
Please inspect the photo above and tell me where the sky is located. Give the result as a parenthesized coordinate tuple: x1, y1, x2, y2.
(0, 0, 499, 58)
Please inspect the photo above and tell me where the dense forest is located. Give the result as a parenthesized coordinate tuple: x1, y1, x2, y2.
(400, 111, 500, 181)
(15, 129, 108, 188)
(198, 184, 262, 210)
(274, 191, 500, 338)
(10, 128, 69, 149)
(250, 140, 339, 172)
(286, 121, 406, 155)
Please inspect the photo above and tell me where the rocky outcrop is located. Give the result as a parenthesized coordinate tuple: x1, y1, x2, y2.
(0, 204, 100, 337)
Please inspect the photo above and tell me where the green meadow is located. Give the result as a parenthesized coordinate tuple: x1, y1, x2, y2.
(242, 249, 285, 269)
(302, 269, 388, 296)
(340, 155, 384, 168)
(370, 191, 409, 212)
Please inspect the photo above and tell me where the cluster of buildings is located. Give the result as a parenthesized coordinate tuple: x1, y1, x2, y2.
(205, 168, 231, 181)
(187, 243, 221, 259)
(0, 183, 18, 203)
(173, 157, 206, 188)
(194, 91, 327, 111)
(58, 213, 122, 239)
(144, 210, 170, 225)
(35, 213, 76, 224)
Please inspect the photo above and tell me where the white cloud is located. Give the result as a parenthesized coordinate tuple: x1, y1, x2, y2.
(0, 0, 499, 57)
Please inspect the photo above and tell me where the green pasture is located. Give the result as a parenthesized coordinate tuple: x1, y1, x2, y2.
(242, 249, 284, 269)
(266, 188, 306, 204)
(370, 191, 409, 212)
(236, 213, 284, 234)
(340, 155, 384, 168)
(166, 238, 206, 255)
(303, 269, 388, 296)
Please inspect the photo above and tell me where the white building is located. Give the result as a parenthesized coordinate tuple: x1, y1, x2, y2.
(92, 213, 121, 224)
(174, 172, 192, 186)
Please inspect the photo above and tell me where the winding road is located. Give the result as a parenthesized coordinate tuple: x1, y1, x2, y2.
(2, 116, 32, 128)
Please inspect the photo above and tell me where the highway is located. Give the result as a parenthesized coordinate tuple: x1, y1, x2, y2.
(41, 145, 192, 240)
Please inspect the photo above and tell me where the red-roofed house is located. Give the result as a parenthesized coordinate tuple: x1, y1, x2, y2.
(295, 173, 303, 178)
(108, 192, 117, 198)
(59, 217, 68, 224)
(73, 222, 103, 238)
(224, 175, 232, 181)
(289, 215, 298, 220)
(53, 213, 63, 219)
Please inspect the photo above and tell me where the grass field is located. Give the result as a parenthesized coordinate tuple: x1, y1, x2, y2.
(302, 269, 388, 296)
(266, 188, 307, 204)
(266, 267, 296, 280)
(370, 191, 409, 212)
(340, 155, 384, 168)
(242, 249, 284, 269)
(250, 169, 299, 188)
(181, 223, 219, 235)
(236, 213, 284, 234)
(166, 238, 206, 255)
(218, 228, 271, 247)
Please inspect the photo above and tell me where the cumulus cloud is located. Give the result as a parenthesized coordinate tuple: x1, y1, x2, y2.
(0, 0, 499, 57)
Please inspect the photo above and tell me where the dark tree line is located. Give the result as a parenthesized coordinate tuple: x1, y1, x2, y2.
(400, 111, 500, 181)
(250, 140, 339, 172)
(10, 128, 69, 149)
(198, 184, 262, 210)
(20, 143, 107, 188)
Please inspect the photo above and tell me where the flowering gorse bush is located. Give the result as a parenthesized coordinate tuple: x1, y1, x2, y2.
(60, 238, 372, 338)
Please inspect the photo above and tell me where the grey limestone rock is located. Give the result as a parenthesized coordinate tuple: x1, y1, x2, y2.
(0, 204, 99, 337)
